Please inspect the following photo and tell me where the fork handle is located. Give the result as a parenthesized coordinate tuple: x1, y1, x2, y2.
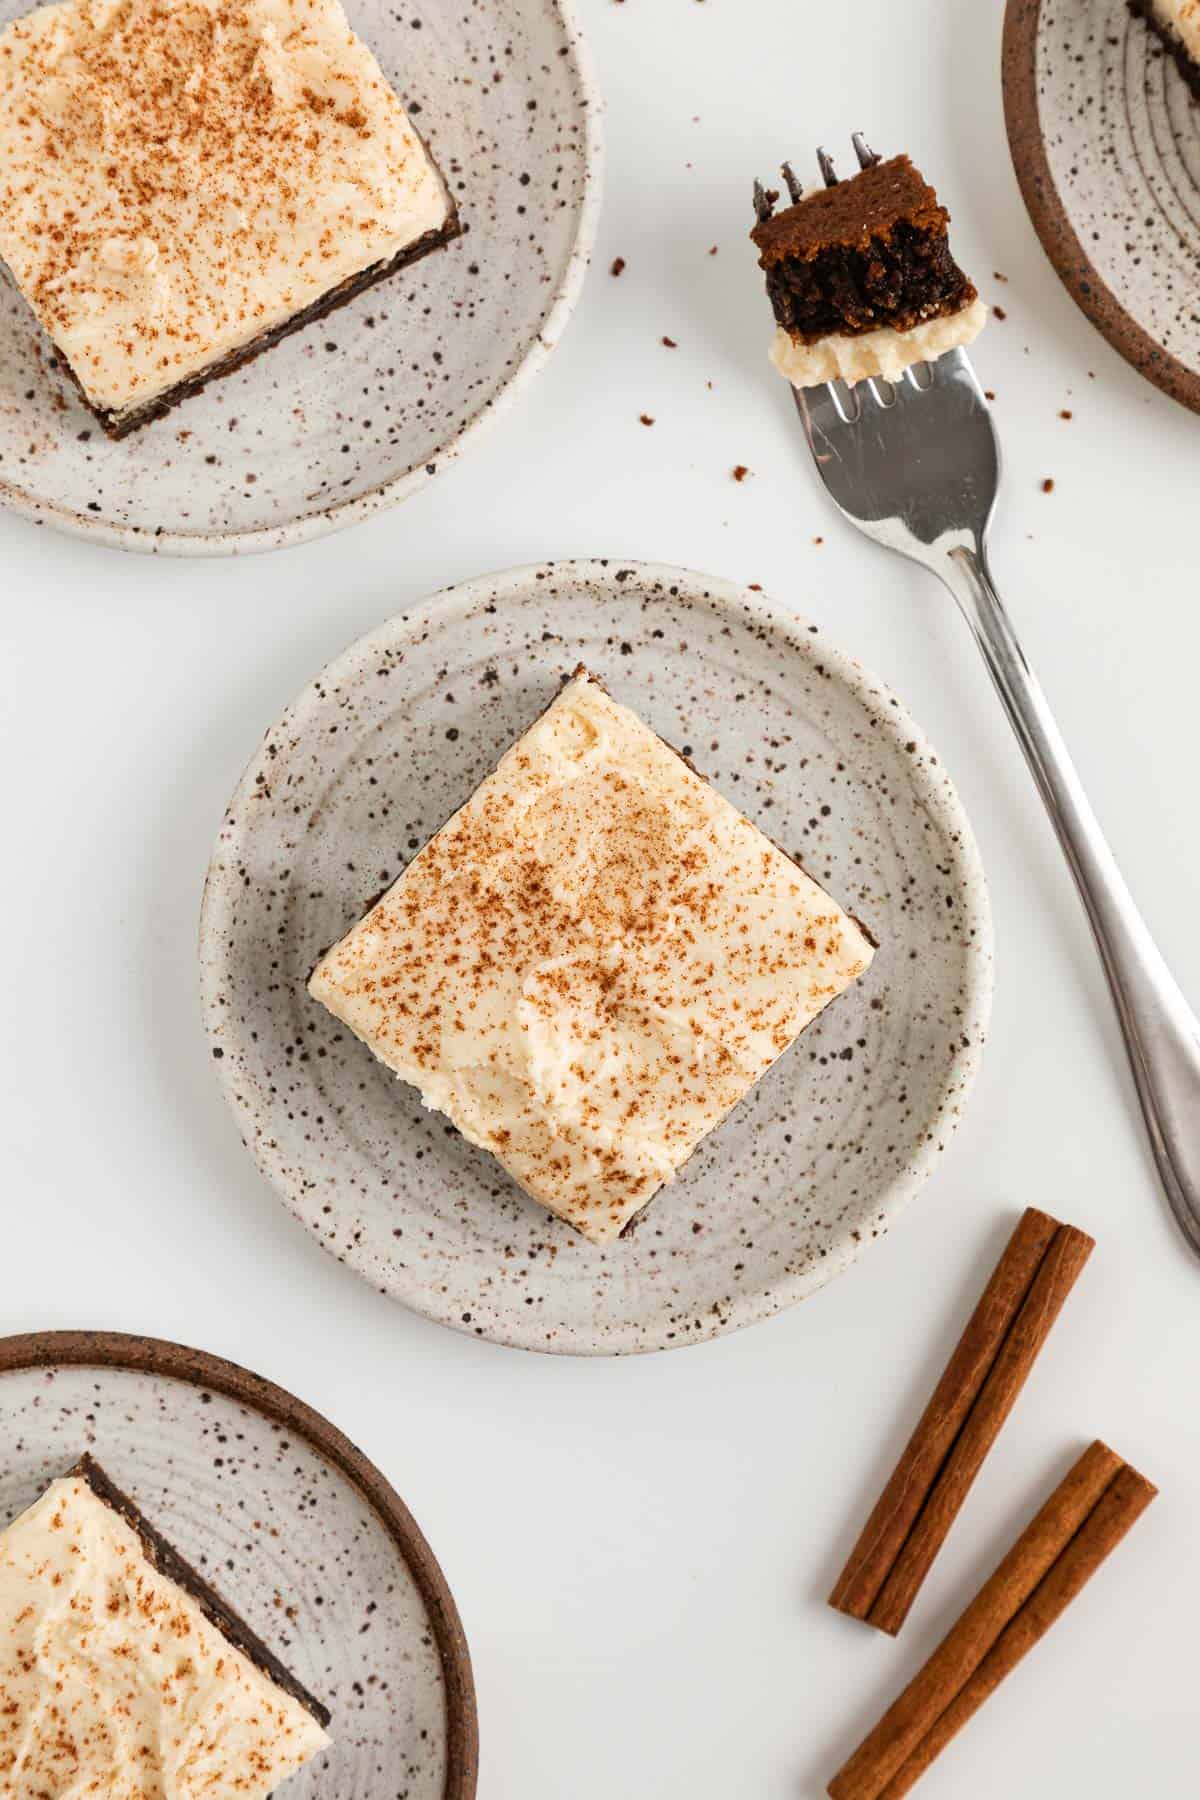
(942, 542, 1200, 1256)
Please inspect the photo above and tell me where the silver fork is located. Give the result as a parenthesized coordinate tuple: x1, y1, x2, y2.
(776, 137, 1200, 1259)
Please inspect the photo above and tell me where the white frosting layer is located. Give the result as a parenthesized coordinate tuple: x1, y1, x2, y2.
(0, 0, 452, 416)
(770, 297, 987, 386)
(0, 1474, 330, 1796)
(1149, 0, 1200, 60)
(309, 672, 876, 1245)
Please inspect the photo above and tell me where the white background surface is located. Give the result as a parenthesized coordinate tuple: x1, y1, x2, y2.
(2, 0, 1197, 1794)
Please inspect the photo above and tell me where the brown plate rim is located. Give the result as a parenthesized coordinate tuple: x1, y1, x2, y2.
(1001, 0, 1200, 414)
(0, 1328, 479, 1800)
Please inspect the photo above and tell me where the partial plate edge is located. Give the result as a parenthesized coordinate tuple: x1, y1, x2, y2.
(1001, 0, 1200, 414)
(0, 0, 605, 556)
(0, 1328, 479, 1800)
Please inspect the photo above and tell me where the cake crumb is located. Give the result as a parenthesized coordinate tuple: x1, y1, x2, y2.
(611, 256, 626, 277)
(662, 335, 678, 348)
(1041, 477, 1055, 493)
(732, 464, 750, 482)
(813, 535, 824, 545)
(984, 389, 997, 401)
(1059, 409, 1073, 419)
(993, 305, 1007, 320)
(639, 413, 655, 426)
(709, 245, 718, 255)
(993, 270, 1009, 282)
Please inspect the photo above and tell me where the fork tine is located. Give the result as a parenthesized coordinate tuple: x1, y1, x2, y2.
(791, 379, 865, 469)
(851, 132, 881, 170)
(781, 161, 804, 205)
(791, 344, 999, 561)
(816, 146, 838, 187)
(827, 378, 861, 423)
(752, 179, 775, 224)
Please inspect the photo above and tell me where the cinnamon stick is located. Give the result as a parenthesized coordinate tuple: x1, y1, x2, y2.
(868, 1218, 1094, 1634)
(827, 1442, 1155, 1800)
(876, 1462, 1157, 1798)
(829, 1207, 1059, 1623)
(829, 1209, 1094, 1635)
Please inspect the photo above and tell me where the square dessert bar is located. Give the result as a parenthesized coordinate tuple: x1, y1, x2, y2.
(309, 669, 877, 1245)
(0, 0, 461, 435)
(0, 1454, 331, 1795)
(751, 153, 984, 386)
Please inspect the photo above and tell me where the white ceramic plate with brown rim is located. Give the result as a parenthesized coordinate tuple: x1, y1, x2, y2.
(0, 0, 601, 554)
(1004, 0, 1200, 412)
(200, 560, 993, 1355)
(0, 1330, 477, 1800)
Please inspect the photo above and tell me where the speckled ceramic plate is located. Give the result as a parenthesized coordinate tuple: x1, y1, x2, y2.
(1004, 0, 1200, 412)
(200, 560, 993, 1355)
(0, 0, 600, 554)
(0, 1330, 477, 1799)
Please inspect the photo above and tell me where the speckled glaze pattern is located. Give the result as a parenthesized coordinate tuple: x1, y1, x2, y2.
(200, 561, 994, 1356)
(0, 1331, 478, 1800)
(0, 0, 601, 553)
(1004, 0, 1200, 413)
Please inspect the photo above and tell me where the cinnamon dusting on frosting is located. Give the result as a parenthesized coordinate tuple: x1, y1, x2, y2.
(309, 670, 876, 1244)
(0, 1474, 329, 1795)
(0, 0, 451, 414)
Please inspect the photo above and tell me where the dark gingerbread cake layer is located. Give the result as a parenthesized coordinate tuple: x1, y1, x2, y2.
(751, 154, 976, 346)
(751, 155, 947, 262)
(1128, 0, 1200, 99)
(71, 1454, 332, 1729)
(90, 209, 461, 439)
